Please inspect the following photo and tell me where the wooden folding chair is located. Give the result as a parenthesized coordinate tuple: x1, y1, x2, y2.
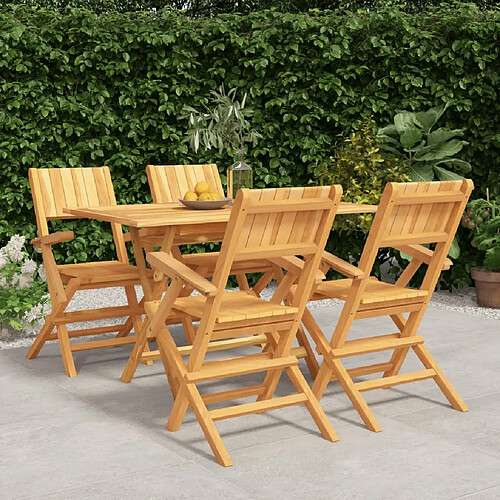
(301, 180, 473, 432)
(26, 167, 144, 377)
(145, 164, 320, 378)
(146, 164, 269, 289)
(144, 185, 342, 466)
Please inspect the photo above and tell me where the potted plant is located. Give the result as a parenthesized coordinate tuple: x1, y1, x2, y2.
(182, 85, 261, 198)
(461, 195, 500, 307)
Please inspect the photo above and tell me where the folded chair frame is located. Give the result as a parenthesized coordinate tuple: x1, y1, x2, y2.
(144, 186, 343, 466)
(301, 180, 473, 432)
(26, 167, 145, 377)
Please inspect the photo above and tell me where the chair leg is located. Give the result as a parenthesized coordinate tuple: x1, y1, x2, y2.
(311, 362, 332, 400)
(26, 316, 56, 359)
(56, 324, 77, 378)
(27, 280, 79, 360)
(286, 365, 339, 442)
(296, 324, 319, 379)
(313, 358, 382, 432)
(155, 323, 233, 466)
(235, 273, 250, 291)
(413, 344, 468, 412)
(116, 293, 144, 338)
(166, 386, 190, 431)
(185, 383, 233, 467)
(120, 317, 151, 383)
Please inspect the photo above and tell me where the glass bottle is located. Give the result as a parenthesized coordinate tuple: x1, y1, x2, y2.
(227, 148, 253, 199)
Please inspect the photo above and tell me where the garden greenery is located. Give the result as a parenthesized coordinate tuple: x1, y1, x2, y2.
(314, 118, 409, 233)
(0, 3, 498, 289)
(0, 235, 49, 332)
(376, 105, 472, 182)
(1, 0, 498, 15)
(462, 199, 500, 271)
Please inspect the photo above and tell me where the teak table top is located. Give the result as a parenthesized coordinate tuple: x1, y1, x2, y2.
(64, 201, 377, 227)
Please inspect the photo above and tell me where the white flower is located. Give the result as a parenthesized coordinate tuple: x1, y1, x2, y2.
(38, 266, 46, 282)
(23, 304, 43, 324)
(0, 277, 8, 288)
(0, 252, 6, 270)
(5, 235, 25, 252)
(16, 274, 33, 290)
(21, 259, 37, 275)
(8, 247, 24, 262)
(42, 298, 52, 315)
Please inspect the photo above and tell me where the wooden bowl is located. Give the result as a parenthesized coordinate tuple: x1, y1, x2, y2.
(179, 197, 231, 210)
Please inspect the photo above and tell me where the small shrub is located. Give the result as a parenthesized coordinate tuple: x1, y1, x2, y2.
(313, 117, 410, 233)
(0, 235, 49, 333)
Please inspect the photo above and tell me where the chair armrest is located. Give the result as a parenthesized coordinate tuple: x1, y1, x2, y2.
(31, 231, 74, 248)
(394, 244, 452, 270)
(321, 251, 365, 279)
(147, 251, 218, 297)
(269, 256, 326, 283)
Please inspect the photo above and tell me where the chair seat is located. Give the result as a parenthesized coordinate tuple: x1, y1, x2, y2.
(173, 291, 298, 323)
(313, 277, 428, 305)
(58, 261, 142, 285)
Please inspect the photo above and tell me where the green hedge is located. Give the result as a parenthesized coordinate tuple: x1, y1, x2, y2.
(2, 0, 498, 15)
(0, 4, 498, 286)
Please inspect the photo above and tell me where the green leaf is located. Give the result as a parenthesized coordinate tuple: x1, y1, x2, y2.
(434, 158, 472, 173)
(414, 104, 447, 133)
(394, 111, 419, 135)
(331, 45, 342, 58)
(485, 247, 500, 271)
(377, 124, 397, 137)
(400, 128, 422, 149)
(448, 236, 461, 259)
(428, 128, 465, 145)
(408, 163, 434, 182)
(433, 166, 464, 181)
(415, 140, 468, 161)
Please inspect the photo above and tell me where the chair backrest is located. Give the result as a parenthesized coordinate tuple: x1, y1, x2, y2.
(147, 164, 225, 203)
(212, 186, 342, 308)
(359, 180, 473, 292)
(29, 167, 127, 261)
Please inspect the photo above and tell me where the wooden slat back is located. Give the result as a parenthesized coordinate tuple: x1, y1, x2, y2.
(29, 167, 116, 223)
(147, 164, 224, 203)
(29, 167, 128, 262)
(212, 186, 341, 290)
(235, 186, 335, 254)
(359, 180, 473, 284)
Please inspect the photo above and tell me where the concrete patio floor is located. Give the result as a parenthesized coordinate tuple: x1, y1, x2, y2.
(1, 304, 499, 499)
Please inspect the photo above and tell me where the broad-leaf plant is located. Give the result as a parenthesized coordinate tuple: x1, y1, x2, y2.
(377, 105, 472, 182)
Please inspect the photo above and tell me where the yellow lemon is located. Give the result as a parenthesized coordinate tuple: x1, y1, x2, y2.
(198, 192, 212, 201)
(184, 191, 198, 201)
(209, 192, 222, 201)
(194, 181, 210, 195)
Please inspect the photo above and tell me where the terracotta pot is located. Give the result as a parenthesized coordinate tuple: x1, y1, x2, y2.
(471, 267, 500, 308)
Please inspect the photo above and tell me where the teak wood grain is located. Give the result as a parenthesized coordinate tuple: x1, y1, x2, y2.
(298, 180, 474, 433)
(27, 167, 144, 377)
(64, 199, 378, 378)
(140, 186, 344, 466)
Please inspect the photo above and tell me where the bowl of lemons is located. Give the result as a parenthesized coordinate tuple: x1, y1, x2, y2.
(179, 181, 231, 210)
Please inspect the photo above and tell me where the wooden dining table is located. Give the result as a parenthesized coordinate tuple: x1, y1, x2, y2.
(64, 200, 377, 381)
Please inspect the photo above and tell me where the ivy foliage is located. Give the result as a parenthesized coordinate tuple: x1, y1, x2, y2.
(2, 0, 498, 14)
(0, 3, 498, 288)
